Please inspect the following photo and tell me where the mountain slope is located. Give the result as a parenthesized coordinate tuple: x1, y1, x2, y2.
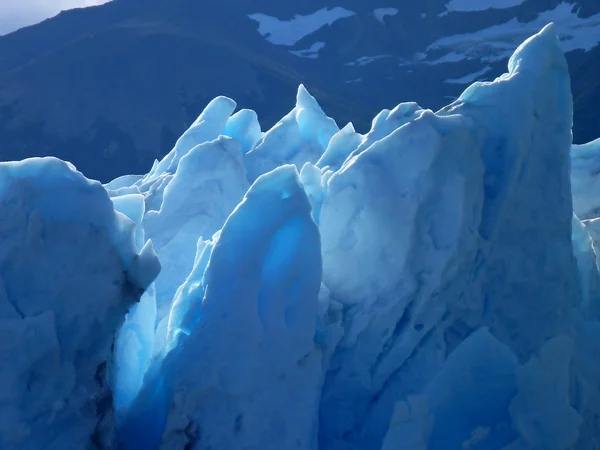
(0, 0, 599, 181)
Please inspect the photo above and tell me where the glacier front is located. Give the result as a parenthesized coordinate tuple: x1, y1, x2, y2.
(1, 22, 600, 450)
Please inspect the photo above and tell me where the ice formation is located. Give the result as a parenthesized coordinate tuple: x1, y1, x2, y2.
(2, 22, 600, 450)
(0, 158, 160, 449)
(571, 138, 600, 220)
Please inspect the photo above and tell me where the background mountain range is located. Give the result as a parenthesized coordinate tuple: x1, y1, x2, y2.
(0, 0, 598, 181)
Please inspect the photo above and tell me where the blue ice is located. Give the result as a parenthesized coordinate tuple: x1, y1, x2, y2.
(3, 22, 600, 450)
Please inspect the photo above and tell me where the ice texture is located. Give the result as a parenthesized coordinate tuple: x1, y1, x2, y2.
(245, 84, 339, 182)
(571, 138, 600, 220)
(120, 165, 324, 449)
(143, 135, 249, 321)
(0, 158, 159, 449)
(3, 22, 600, 450)
(317, 23, 580, 450)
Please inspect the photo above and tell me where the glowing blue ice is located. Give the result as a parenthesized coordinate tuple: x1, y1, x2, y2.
(3, 22, 600, 450)
(0, 158, 159, 450)
(245, 85, 339, 181)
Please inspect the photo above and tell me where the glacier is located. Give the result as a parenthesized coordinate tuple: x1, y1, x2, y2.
(0, 158, 160, 449)
(1, 22, 600, 450)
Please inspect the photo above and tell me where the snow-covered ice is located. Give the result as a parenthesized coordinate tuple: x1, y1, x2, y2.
(2, 22, 600, 450)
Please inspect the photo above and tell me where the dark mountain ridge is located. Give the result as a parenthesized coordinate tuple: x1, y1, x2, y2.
(0, 0, 598, 181)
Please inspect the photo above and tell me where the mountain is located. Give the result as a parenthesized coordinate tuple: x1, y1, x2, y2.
(0, 0, 599, 181)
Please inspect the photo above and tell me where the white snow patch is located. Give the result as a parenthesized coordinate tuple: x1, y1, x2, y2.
(248, 7, 355, 46)
(373, 8, 399, 23)
(426, 2, 600, 64)
(290, 41, 326, 59)
(426, 51, 469, 65)
(445, 0, 526, 13)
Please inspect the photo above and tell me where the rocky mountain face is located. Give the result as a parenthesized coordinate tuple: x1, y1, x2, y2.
(0, 0, 598, 181)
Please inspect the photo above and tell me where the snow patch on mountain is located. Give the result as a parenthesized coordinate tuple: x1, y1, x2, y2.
(373, 8, 398, 23)
(290, 41, 326, 59)
(425, 51, 470, 65)
(426, 2, 600, 64)
(444, 0, 527, 13)
(248, 7, 355, 46)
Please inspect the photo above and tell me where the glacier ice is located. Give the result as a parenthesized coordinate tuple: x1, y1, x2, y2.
(2, 22, 600, 450)
(142, 135, 249, 321)
(0, 158, 159, 449)
(245, 84, 339, 182)
(317, 23, 579, 449)
(571, 138, 600, 220)
(122, 165, 324, 449)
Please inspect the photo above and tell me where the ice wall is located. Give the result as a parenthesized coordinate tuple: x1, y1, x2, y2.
(120, 166, 324, 449)
(317, 22, 581, 449)
(572, 138, 600, 219)
(0, 158, 159, 450)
